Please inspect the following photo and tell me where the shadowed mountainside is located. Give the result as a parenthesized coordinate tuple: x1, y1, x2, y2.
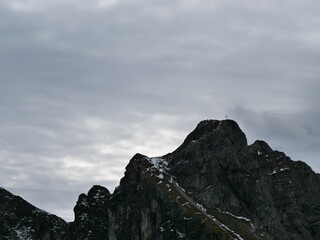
(1, 119, 320, 239)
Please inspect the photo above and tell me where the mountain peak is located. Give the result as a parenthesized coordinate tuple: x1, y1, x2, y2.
(248, 140, 273, 155)
(2, 119, 320, 240)
(174, 119, 247, 154)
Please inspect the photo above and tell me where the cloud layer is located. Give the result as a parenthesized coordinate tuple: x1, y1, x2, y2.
(1, 0, 320, 221)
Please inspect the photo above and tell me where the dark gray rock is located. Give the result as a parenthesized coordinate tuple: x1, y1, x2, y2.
(0, 187, 72, 240)
(1, 119, 320, 240)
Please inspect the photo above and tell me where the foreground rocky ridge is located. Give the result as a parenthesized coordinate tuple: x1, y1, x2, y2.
(0, 187, 71, 240)
(1, 119, 320, 239)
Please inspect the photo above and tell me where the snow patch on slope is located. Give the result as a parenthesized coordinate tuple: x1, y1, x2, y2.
(15, 226, 33, 240)
(269, 168, 290, 175)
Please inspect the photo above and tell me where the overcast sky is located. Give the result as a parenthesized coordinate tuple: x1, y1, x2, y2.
(1, 0, 320, 221)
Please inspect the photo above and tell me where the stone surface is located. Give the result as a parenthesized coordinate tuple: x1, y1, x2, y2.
(0, 187, 72, 240)
(1, 119, 320, 239)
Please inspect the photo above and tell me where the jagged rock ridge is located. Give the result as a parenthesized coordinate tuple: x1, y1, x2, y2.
(0, 187, 72, 240)
(1, 119, 320, 240)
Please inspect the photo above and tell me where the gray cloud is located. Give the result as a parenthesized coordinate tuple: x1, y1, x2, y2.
(231, 95, 320, 173)
(1, 0, 320, 220)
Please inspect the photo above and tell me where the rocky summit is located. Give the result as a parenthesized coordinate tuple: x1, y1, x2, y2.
(1, 119, 320, 240)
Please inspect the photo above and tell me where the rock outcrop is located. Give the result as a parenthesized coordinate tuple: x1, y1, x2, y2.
(1, 119, 320, 239)
(0, 187, 72, 240)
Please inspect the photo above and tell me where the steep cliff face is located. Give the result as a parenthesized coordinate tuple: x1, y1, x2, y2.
(2, 119, 320, 240)
(166, 120, 320, 240)
(71, 119, 320, 240)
